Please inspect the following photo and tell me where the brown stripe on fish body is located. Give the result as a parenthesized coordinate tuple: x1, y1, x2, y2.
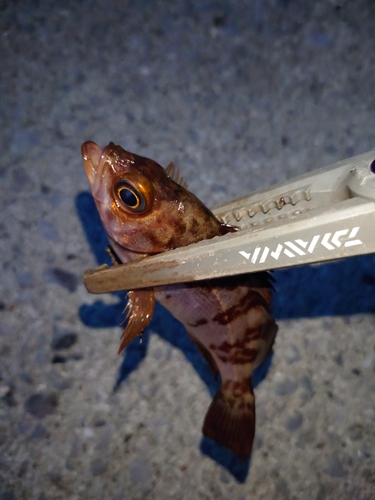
(245, 325, 263, 341)
(222, 379, 251, 397)
(211, 343, 260, 365)
(209, 325, 261, 354)
(212, 289, 270, 326)
(230, 347, 259, 365)
(208, 323, 262, 365)
(187, 317, 209, 327)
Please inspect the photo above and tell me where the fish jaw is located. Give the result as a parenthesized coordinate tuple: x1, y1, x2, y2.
(81, 141, 123, 204)
(81, 141, 108, 203)
(81, 141, 101, 187)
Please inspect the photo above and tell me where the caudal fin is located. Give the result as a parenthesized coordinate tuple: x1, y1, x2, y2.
(202, 380, 255, 460)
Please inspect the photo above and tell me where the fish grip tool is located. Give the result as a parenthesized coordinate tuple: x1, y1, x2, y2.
(84, 150, 375, 293)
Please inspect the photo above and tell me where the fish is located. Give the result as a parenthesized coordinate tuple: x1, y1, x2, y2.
(81, 141, 278, 459)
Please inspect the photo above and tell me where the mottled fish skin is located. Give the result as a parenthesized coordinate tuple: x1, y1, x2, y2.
(81, 141, 277, 459)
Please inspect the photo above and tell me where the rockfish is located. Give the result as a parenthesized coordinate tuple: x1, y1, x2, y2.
(81, 141, 277, 459)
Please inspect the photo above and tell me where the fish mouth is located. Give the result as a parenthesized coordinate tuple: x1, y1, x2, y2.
(81, 141, 102, 187)
(81, 141, 137, 202)
(81, 141, 117, 203)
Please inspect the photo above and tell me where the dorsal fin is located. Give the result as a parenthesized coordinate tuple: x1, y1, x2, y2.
(165, 162, 188, 189)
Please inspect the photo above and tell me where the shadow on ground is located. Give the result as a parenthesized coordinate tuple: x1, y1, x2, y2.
(76, 191, 375, 482)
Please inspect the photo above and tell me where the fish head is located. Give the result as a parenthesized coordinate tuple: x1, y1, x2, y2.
(81, 141, 231, 258)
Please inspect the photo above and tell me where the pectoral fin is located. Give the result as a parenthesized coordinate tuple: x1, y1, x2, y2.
(118, 289, 155, 354)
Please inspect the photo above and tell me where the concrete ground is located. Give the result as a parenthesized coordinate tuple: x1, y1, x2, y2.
(1, 1, 375, 499)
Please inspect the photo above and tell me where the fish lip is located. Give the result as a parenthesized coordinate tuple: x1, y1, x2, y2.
(81, 141, 102, 187)
(81, 141, 136, 184)
(81, 141, 118, 203)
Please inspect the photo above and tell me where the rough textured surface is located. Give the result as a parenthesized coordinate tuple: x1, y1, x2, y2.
(1, 1, 375, 499)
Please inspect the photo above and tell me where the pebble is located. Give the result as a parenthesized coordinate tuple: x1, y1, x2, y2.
(275, 478, 289, 496)
(83, 427, 94, 438)
(0, 424, 7, 446)
(300, 376, 314, 397)
(0, 491, 16, 500)
(306, 32, 333, 49)
(219, 469, 231, 484)
(0, 384, 11, 399)
(326, 456, 347, 478)
(24, 393, 59, 419)
(95, 427, 112, 450)
(10, 129, 40, 154)
(48, 369, 71, 390)
(19, 373, 33, 385)
(253, 434, 263, 450)
(31, 423, 50, 439)
(129, 458, 152, 486)
(51, 327, 78, 350)
(285, 343, 301, 364)
(275, 379, 298, 396)
(90, 458, 108, 477)
(17, 421, 33, 436)
(347, 423, 363, 441)
(34, 347, 50, 365)
(44, 268, 79, 292)
(285, 412, 303, 432)
(1, 387, 16, 407)
(15, 270, 35, 289)
(17, 460, 28, 478)
(43, 189, 66, 209)
(299, 376, 315, 406)
(65, 457, 75, 471)
(151, 416, 168, 428)
(69, 435, 84, 458)
(333, 352, 343, 365)
(51, 355, 66, 364)
(38, 220, 61, 242)
(315, 484, 327, 500)
(47, 471, 63, 488)
(362, 353, 374, 369)
(93, 418, 107, 427)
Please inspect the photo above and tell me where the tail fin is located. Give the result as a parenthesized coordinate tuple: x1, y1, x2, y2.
(202, 380, 255, 460)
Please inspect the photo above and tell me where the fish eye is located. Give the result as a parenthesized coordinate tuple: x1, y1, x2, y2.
(116, 181, 146, 211)
(114, 175, 153, 213)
